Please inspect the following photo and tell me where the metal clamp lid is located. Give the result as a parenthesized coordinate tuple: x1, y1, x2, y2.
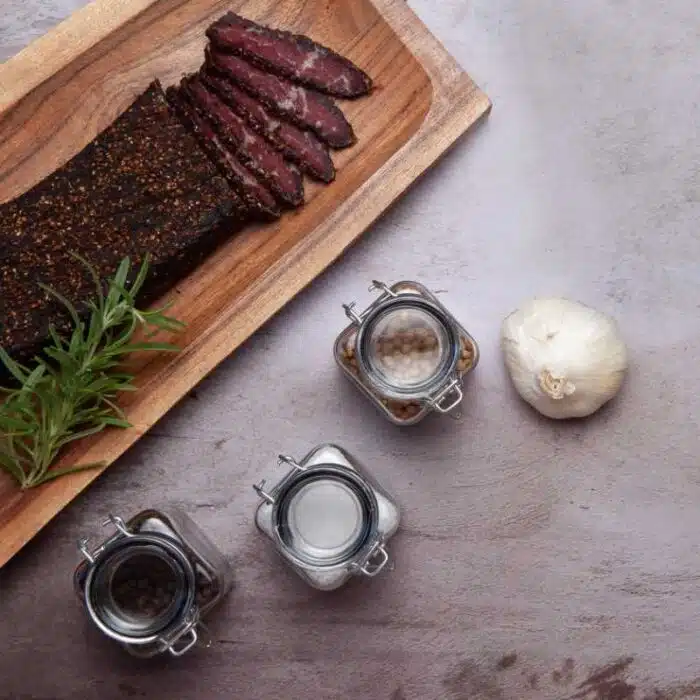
(253, 454, 306, 505)
(167, 627, 198, 657)
(160, 611, 200, 657)
(342, 281, 397, 325)
(353, 540, 390, 578)
(352, 297, 462, 403)
(78, 514, 133, 564)
(428, 378, 464, 414)
(258, 459, 381, 571)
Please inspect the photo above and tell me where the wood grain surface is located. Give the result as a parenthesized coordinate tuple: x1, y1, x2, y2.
(0, 0, 490, 566)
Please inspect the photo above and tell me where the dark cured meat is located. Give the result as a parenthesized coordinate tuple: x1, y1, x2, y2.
(207, 12, 372, 99)
(2, 186, 245, 370)
(182, 76, 304, 208)
(201, 69, 335, 183)
(206, 46, 355, 149)
(1, 83, 219, 239)
(1, 81, 249, 369)
(166, 86, 281, 220)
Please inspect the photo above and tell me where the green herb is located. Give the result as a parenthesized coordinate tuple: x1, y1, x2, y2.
(0, 255, 184, 489)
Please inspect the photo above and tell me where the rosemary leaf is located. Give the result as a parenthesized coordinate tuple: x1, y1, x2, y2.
(0, 255, 185, 490)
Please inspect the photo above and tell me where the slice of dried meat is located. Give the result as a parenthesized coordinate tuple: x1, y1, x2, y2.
(201, 69, 335, 183)
(182, 76, 304, 208)
(206, 46, 355, 149)
(166, 86, 281, 221)
(207, 12, 372, 99)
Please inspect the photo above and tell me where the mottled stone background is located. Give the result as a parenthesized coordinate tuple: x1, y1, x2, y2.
(2, 1, 700, 699)
(1, 1, 87, 58)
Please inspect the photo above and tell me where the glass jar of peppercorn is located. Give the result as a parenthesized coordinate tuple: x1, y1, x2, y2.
(74, 508, 232, 658)
(253, 443, 400, 591)
(334, 281, 479, 425)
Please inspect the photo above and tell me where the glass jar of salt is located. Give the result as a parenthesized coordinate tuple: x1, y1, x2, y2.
(74, 508, 232, 658)
(253, 443, 400, 591)
(334, 280, 479, 425)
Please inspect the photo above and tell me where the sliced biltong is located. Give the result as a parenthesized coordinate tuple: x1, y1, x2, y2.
(166, 86, 281, 220)
(206, 46, 355, 149)
(201, 69, 335, 183)
(206, 12, 372, 99)
(181, 76, 304, 208)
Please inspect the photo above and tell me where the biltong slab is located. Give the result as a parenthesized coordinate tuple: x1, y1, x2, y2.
(0, 81, 249, 368)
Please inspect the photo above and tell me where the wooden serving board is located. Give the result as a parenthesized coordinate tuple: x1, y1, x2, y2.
(0, 0, 490, 567)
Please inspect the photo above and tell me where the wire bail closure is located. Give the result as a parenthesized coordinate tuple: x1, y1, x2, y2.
(253, 455, 306, 504)
(78, 514, 134, 563)
(343, 280, 397, 326)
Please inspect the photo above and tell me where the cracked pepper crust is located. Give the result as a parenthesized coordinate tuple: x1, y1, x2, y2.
(0, 80, 251, 366)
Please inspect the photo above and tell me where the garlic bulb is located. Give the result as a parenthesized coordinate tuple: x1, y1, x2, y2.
(500, 298, 628, 419)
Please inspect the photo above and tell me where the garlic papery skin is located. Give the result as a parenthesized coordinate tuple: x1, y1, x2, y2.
(500, 298, 628, 419)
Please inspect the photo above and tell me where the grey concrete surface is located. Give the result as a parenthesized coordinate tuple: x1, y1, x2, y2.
(2, 1, 700, 699)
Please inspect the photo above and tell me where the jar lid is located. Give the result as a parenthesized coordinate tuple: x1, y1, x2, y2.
(274, 467, 377, 568)
(356, 297, 459, 399)
(84, 534, 196, 644)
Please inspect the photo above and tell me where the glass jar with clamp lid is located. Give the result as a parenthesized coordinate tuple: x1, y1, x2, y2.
(74, 507, 232, 658)
(335, 280, 479, 424)
(253, 443, 400, 591)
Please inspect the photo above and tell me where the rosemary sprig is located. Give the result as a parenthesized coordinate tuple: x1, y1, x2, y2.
(0, 255, 184, 489)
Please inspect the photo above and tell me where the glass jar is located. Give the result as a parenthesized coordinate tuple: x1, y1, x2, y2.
(74, 507, 232, 658)
(253, 443, 400, 591)
(335, 280, 479, 425)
